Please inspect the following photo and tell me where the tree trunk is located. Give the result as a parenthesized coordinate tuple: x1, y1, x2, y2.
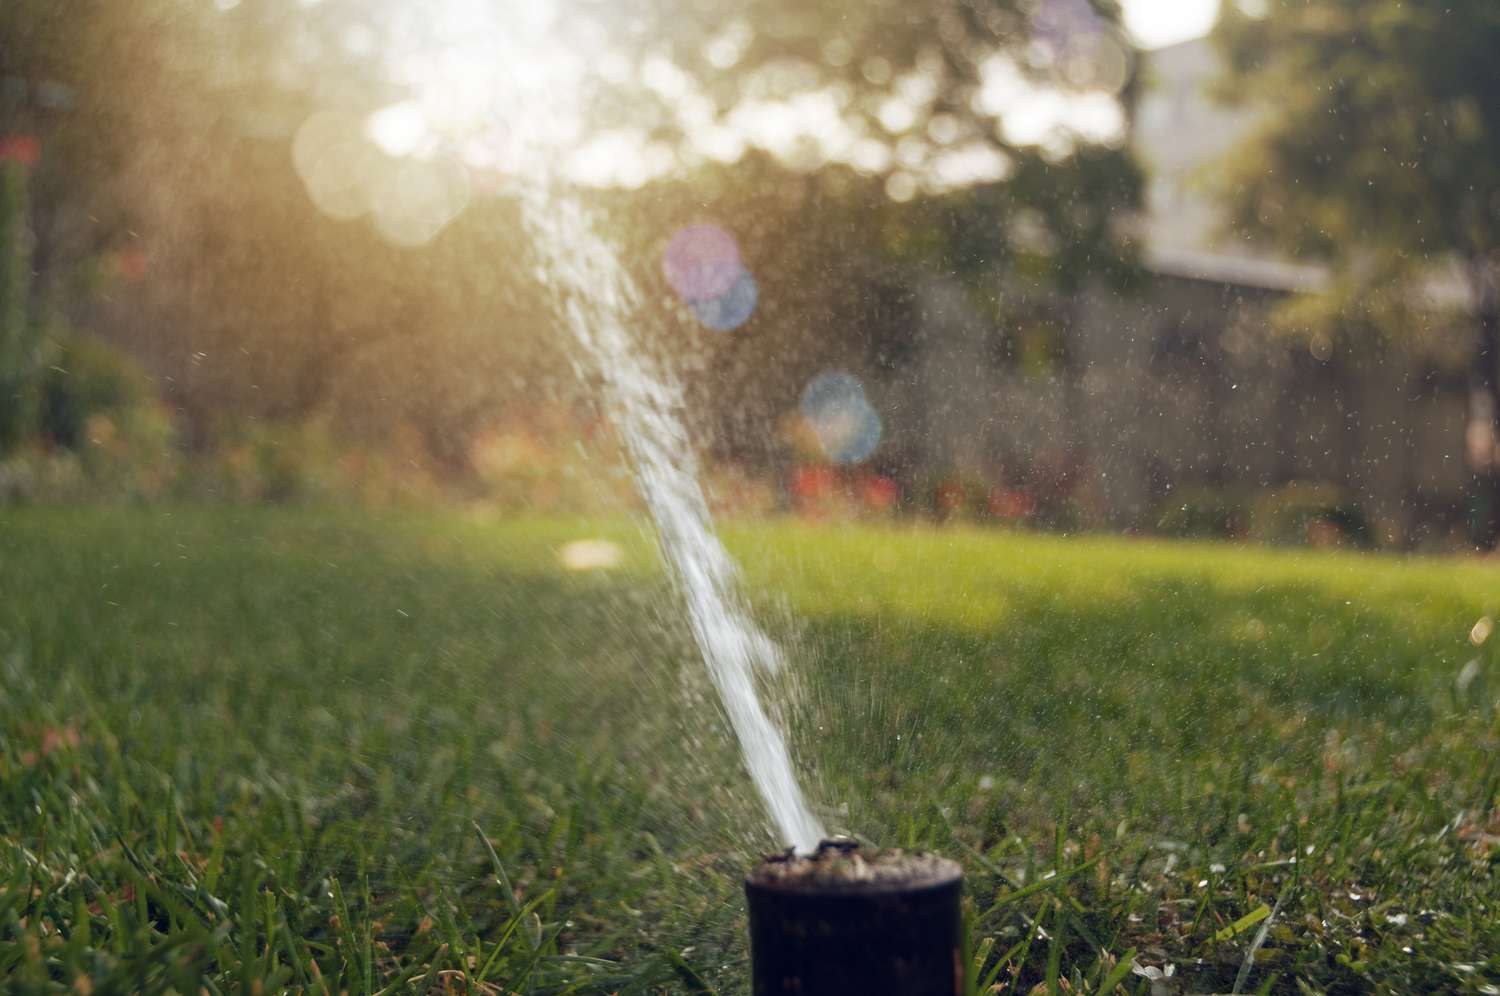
(1468, 262, 1500, 551)
(1058, 300, 1089, 498)
(0, 162, 36, 452)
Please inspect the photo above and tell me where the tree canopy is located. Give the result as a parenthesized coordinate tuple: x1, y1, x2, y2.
(1212, 0, 1500, 545)
(1, 0, 1143, 482)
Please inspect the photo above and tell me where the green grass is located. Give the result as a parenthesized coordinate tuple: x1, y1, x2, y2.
(1, 506, 1497, 994)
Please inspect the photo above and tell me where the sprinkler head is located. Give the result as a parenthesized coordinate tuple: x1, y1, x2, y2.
(745, 839, 963, 996)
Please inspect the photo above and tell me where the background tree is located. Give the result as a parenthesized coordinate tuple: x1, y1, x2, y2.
(0, 152, 37, 450)
(2, 0, 1143, 491)
(1212, 0, 1500, 547)
(0, 0, 222, 452)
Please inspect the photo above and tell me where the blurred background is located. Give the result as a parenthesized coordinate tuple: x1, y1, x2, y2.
(3, 0, 1499, 553)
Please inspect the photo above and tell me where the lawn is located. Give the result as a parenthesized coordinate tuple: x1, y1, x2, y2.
(1, 506, 1497, 993)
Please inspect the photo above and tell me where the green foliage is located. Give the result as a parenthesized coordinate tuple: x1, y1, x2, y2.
(5, 0, 1149, 479)
(1210, 0, 1500, 325)
(0, 333, 176, 503)
(165, 419, 345, 505)
(1154, 485, 1248, 539)
(1, 509, 1497, 992)
(1213, 0, 1500, 546)
(40, 333, 154, 449)
(0, 162, 38, 451)
(1156, 483, 1374, 548)
(1248, 482, 1374, 549)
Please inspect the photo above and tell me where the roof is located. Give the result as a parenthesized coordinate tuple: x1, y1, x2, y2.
(1143, 245, 1331, 294)
(1132, 39, 1329, 295)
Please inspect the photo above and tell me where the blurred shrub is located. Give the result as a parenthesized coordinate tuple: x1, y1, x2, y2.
(174, 418, 344, 504)
(0, 333, 177, 503)
(332, 427, 448, 508)
(926, 474, 985, 521)
(984, 485, 1037, 524)
(785, 463, 849, 518)
(469, 424, 630, 513)
(889, 473, 980, 522)
(705, 463, 780, 517)
(166, 410, 630, 511)
(1029, 496, 1088, 534)
(244, 420, 339, 503)
(1248, 482, 1374, 548)
(0, 449, 62, 503)
(1154, 482, 1372, 547)
(40, 334, 152, 448)
(1154, 486, 1249, 539)
(781, 464, 908, 520)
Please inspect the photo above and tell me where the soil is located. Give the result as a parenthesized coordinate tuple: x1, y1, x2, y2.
(746, 838, 962, 894)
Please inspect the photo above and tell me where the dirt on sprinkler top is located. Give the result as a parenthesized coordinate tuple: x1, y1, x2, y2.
(747, 839, 962, 894)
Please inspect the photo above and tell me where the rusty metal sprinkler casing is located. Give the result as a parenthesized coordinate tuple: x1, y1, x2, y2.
(745, 840, 964, 996)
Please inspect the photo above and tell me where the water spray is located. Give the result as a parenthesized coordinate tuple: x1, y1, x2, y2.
(524, 192, 824, 851)
(524, 198, 965, 989)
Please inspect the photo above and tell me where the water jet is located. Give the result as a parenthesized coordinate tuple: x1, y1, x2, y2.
(527, 193, 825, 853)
(745, 839, 964, 995)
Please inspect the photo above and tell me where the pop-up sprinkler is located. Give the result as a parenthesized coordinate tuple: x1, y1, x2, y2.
(745, 839, 964, 995)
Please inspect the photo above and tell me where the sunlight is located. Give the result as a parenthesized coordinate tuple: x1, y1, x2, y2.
(1122, 0, 1221, 49)
(366, 0, 599, 180)
(283, 0, 619, 242)
(286, 0, 1147, 229)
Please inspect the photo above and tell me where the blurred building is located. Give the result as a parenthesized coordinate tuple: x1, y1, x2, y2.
(871, 38, 1470, 546)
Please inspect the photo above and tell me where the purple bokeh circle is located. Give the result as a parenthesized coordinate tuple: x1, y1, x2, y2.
(664, 224, 742, 301)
